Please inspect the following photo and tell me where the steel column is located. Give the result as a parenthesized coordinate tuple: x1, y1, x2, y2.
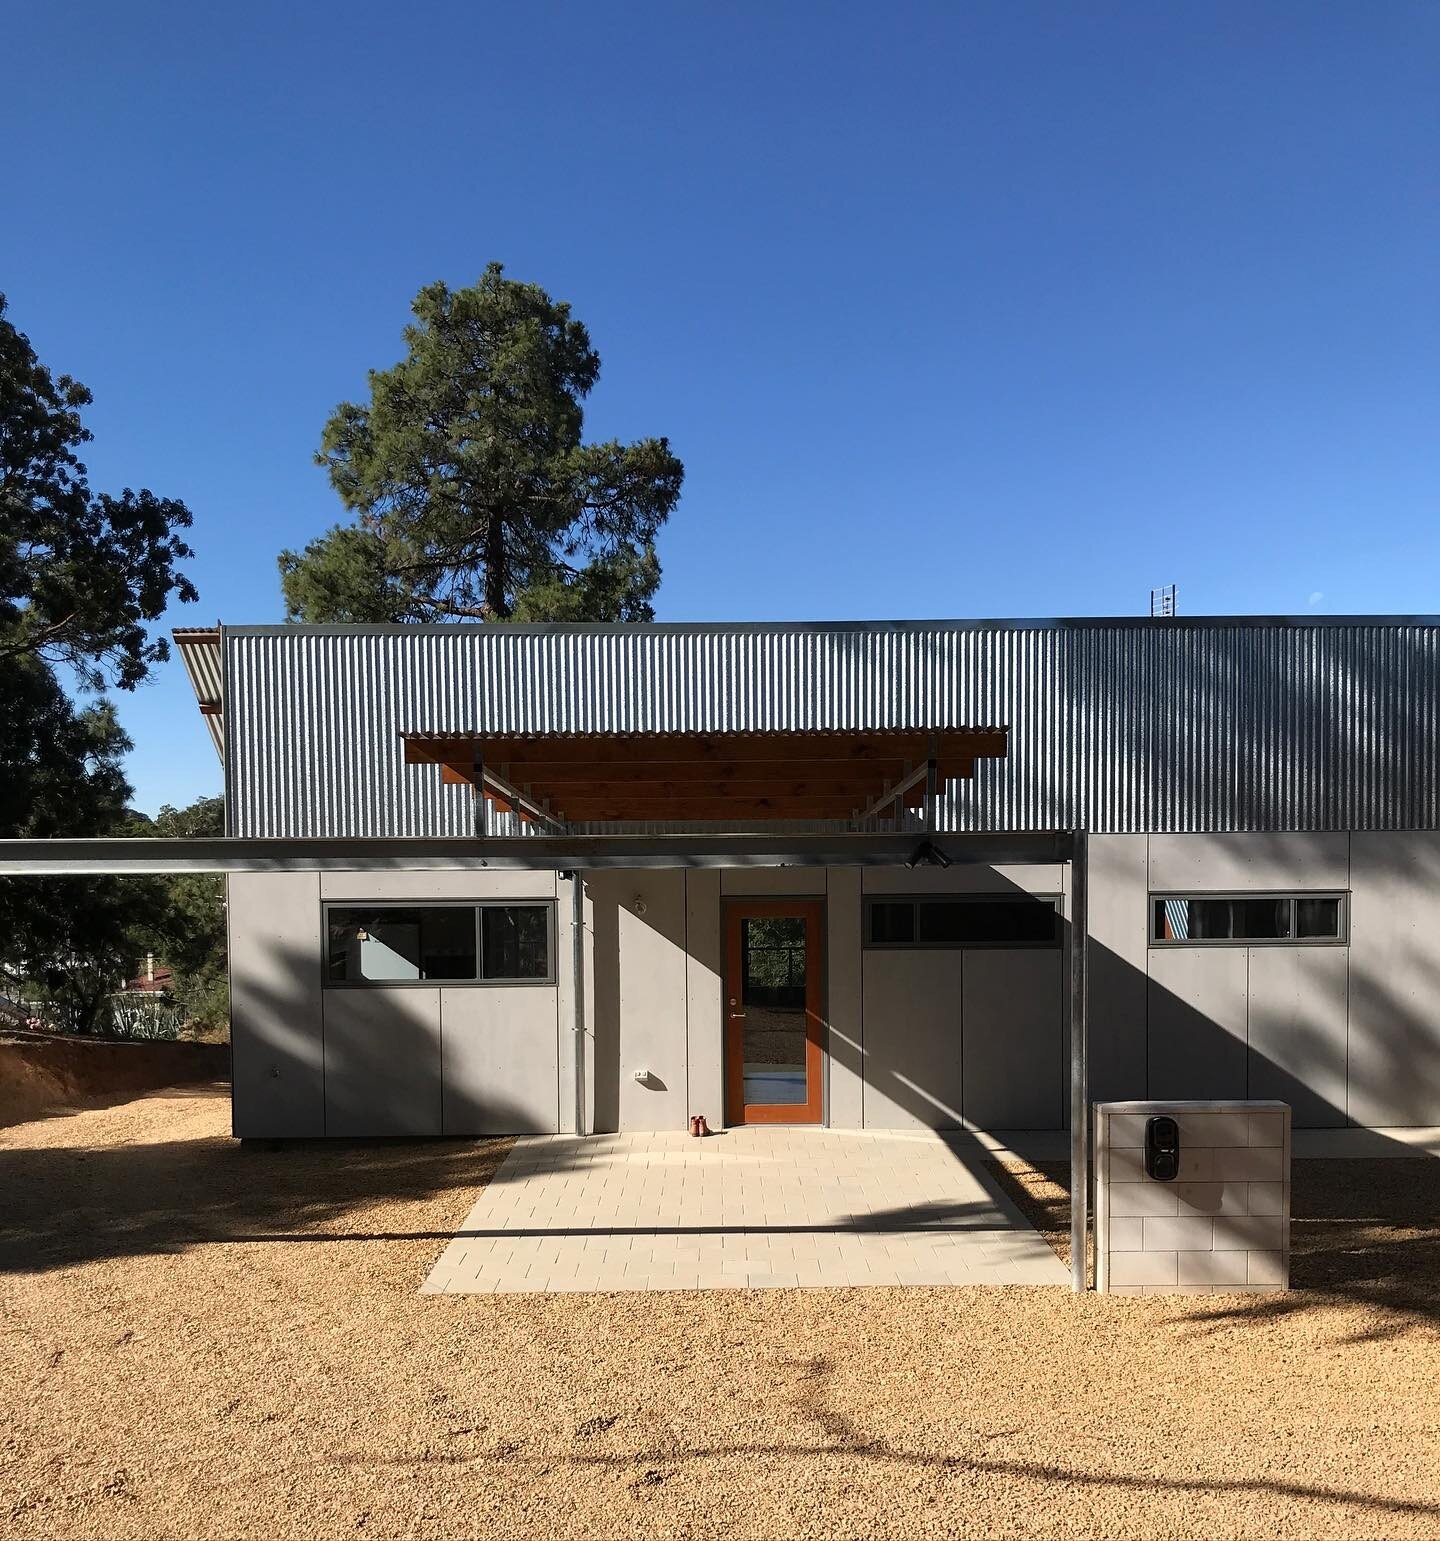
(1068, 827, 1090, 1292)
(570, 872, 587, 1137)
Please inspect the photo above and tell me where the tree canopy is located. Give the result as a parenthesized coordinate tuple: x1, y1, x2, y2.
(0, 294, 197, 690)
(279, 264, 684, 623)
(0, 295, 211, 1034)
(0, 656, 149, 1032)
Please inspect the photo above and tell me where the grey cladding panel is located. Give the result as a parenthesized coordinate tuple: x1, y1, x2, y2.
(442, 989, 560, 1135)
(1245, 948, 1348, 1126)
(1147, 947, 1249, 1102)
(860, 951, 964, 1129)
(323, 988, 443, 1136)
(1086, 834, 1148, 1104)
(228, 872, 324, 1138)
(1348, 833, 1440, 1125)
(961, 952, 1063, 1130)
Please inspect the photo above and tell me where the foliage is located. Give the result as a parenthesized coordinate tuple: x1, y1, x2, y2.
(0, 293, 197, 690)
(108, 993, 185, 1041)
(127, 796, 228, 1037)
(280, 263, 684, 623)
(0, 295, 211, 1035)
(0, 656, 150, 1033)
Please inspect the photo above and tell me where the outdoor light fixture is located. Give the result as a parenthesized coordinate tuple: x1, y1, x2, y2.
(904, 840, 953, 870)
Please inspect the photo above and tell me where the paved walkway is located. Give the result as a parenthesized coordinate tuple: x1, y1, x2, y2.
(422, 1127, 1068, 1293)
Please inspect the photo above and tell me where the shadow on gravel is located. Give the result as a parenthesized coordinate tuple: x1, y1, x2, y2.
(990, 1155, 1440, 1338)
(0, 1088, 514, 1275)
(382, 1351, 1440, 1527)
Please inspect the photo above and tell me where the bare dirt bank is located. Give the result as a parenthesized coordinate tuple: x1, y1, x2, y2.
(0, 1034, 228, 1127)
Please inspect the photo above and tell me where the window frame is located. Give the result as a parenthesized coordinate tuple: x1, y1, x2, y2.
(322, 899, 557, 987)
(1148, 890, 1349, 948)
(862, 893, 1063, 951)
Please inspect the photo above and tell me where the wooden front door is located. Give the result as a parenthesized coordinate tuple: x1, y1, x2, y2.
(724, 901, 825, 1124)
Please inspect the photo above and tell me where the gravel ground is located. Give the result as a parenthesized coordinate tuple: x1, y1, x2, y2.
(4, 1090, 1440, 1540)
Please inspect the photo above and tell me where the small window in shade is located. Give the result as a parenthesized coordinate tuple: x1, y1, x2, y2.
(481, 905, 551, 980)
(868, 901, 915, 945)
(328, 906, 477, 982)
(1152, 893, 1345, 945)
(1295, 897, 1342, 938)
(866, 896, 1060, 949)
(918, 898, 1059, 946)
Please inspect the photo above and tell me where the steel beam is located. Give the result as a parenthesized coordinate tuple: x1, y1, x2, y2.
(0, 831, 1077, 875)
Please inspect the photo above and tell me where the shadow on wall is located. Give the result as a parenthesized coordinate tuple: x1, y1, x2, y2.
(231, 934, 566, 1141)
(827, 866, 1413, 1137)
(237, 856, 1440, 1142)
(590, 876, 622, 1134)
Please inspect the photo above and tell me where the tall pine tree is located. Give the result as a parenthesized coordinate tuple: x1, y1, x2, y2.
(279, 264, 684, 623)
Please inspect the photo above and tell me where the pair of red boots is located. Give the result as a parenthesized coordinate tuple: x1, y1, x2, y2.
(688, 1114, 712, 1138)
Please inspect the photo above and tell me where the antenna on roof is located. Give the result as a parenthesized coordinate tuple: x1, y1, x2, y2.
(1150, 584, 1177, 618)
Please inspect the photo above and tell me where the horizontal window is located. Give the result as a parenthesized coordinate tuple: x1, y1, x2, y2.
(326, 903, 554, 983)
(864, 896, 1061, 949)
(1151, 893, 1345, 946)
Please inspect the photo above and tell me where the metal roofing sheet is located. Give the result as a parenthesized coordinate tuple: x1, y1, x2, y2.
(213, 618, 1440, 838)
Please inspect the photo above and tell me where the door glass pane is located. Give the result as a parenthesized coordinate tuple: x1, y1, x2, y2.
(741, 916, 807, 1105)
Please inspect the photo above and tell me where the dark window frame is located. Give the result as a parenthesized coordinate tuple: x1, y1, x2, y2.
(1149, 891, 1348, 947)
(862, 894, 1063, 950)
(323, 899, 557, 987)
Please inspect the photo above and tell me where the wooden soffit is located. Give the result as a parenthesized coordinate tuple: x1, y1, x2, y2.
(402, 728, 1008, 825)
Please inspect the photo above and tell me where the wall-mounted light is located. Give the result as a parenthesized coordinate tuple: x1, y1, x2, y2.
(633, 895, 648, 916)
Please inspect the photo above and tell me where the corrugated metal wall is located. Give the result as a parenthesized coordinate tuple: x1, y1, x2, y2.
(222, 621, 1440, 838)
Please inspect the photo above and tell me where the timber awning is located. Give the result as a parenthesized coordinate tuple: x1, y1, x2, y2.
(402, 728, 1008, 826)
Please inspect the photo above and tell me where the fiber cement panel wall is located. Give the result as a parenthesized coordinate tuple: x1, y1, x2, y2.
(318, 871, 558, 901)
(228, 871, 325, 1138)
(1086, 835, 1149, 1104)
(614, 870, 689, 1132)
(324, 986, 442, 1136)
(862, 866, 1065, 895)
(1147, 833, 1350, 891)
(441, 989, 560, 1134)
(1147, 946, 1249, 1102)
(962, 951, 1063, 1128)
(1246, 947, 1348, 1126)
(861, 950, 965, 1129)
(684, 871, 724, 1128)
(1349, 832, 1440, 1126)
(827, 867, 864, 1129)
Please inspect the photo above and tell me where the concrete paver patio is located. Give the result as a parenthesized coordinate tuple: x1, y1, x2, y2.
(422, 1127, 1068, 1293)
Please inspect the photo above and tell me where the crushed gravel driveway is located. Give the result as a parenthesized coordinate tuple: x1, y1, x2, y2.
(3, 1087, 1440, 1540)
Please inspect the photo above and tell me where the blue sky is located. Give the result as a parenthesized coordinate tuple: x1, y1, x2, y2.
(4, 1, 1437, 814)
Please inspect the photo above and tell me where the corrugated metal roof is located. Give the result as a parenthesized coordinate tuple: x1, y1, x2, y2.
(173, 629, 224, 761)
(192, 617, 1440, 839)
